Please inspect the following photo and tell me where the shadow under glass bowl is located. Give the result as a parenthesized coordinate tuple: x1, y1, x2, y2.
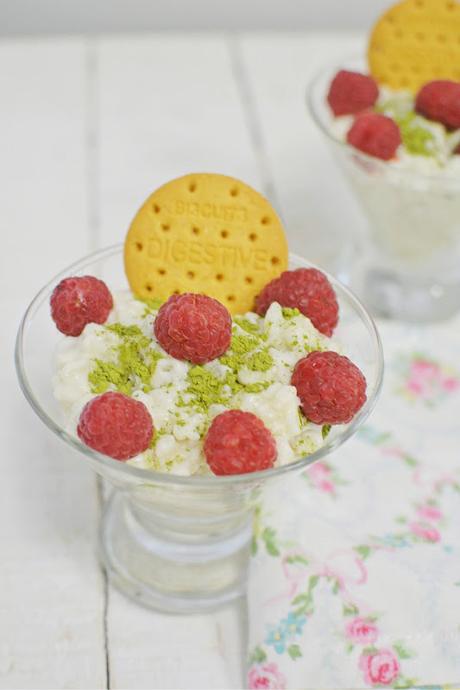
(15, 244, 383, 613)
(307, 57, 460, 322)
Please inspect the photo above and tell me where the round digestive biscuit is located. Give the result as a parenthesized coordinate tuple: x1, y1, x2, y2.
(368, 0, 460, 93)
(124, 173, 288, 314)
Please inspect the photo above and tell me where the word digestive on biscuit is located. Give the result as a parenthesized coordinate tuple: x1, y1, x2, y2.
(147, 238, 270, 271)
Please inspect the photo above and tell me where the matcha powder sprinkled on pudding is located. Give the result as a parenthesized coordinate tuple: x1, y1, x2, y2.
(89, 323, 162, 395)
(233, 316, 263, 335)
(397, 112, 437, 158)
(245, 349, 274, 372)
(281, 307, 301, 319)
(179, 340, 274, 414)
(220, 332, 266, 370)
(179, 366, 228, 413)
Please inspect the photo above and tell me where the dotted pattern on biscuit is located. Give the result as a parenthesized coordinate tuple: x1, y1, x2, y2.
(124, 173, 289, 315)
(368, 0, 460, 93)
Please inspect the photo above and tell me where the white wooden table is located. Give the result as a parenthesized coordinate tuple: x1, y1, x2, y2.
(0, 31, 366, 689)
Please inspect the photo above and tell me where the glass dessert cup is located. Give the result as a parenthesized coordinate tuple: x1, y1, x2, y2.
(308, 58, 460, 322)
(15, 244, 383, 614)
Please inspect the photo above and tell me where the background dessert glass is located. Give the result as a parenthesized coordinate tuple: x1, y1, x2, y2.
(308, 58, 460, 322)
(15, 244, 383, 614)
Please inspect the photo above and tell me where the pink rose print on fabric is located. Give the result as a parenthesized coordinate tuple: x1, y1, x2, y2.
(417, 504, 442, 521)
(359, 649, 400, 686)
(321, 550, 368, 590)
(248, 662, 286, 689)
(307, 462, 335, 495)
(410, 522, 441, 543)
(345, 617, 379, 645)
(399, 354, 459, 405)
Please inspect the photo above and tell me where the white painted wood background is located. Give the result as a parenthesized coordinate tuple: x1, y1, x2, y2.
(0, 32, 366, 689)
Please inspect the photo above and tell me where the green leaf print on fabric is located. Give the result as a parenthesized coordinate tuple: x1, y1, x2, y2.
(287, 644, 302, 660)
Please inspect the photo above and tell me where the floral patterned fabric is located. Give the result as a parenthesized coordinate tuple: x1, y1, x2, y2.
(247, 318, 460, 689)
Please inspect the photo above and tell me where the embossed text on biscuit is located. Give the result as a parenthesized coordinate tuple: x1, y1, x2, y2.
(164, 200, 248, 223)
(146, 238, 269, 271)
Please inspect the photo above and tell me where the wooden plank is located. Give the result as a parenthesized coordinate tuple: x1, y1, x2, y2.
(96, 33, 263, 689)
(238, 32, 367, 277)
(106, 591, 246, 690)
(0, 39, 106, 689)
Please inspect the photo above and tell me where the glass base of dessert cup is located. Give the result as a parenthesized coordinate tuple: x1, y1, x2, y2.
(354, 255, 460, 323)
(349, 232, 460, 325)
(308, 57, 460, 323)
(15, 244, 383, 614)
(100, 487, 253, 613)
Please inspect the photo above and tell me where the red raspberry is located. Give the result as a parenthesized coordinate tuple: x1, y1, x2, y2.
(327, 70, 379, 117)
(204, 410, 277, 475)
(77, 392, 154, 461)
(347, 112, 401, 161)
(154, 293, 232, 364)
(415, 80, 460, 130)
(50, 275, 113, 336)
(291, 351, 366, 425)
(255, 268, 338, 337)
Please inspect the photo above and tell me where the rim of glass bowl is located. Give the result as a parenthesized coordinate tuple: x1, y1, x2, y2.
(306, 55, 460, 186)
(15, 243, 383, 487)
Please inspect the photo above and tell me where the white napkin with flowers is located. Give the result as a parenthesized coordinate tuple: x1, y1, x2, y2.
(247, 317, 460, 689)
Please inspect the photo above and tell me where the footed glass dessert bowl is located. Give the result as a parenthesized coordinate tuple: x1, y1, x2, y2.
(15, 244, 383, 614)
(308, 58, 460, 322)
